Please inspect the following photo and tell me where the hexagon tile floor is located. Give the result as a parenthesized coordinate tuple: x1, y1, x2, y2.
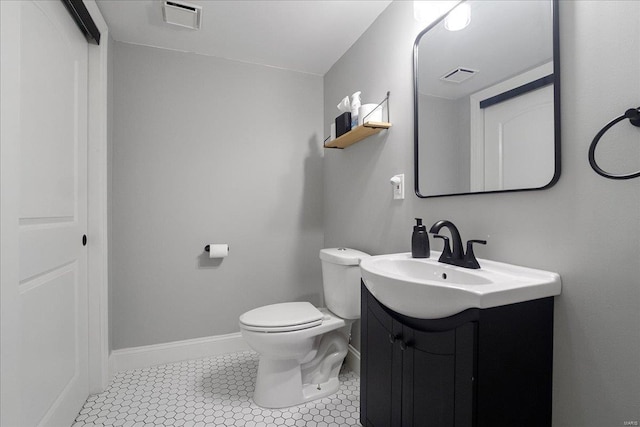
(73, 351, 361, 427)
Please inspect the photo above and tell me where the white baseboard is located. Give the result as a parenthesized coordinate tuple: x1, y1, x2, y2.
(109, 333, 250, 378)
(344, 344, 360, 376)
(109, 333, 360, 379)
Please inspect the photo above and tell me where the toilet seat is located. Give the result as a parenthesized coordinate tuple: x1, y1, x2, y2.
(239, 302, 323, 333)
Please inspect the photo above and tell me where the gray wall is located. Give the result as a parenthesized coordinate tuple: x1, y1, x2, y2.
(111, 42, 324, 350)
(324, 1, 639, 426)
(418, 93, 470, 195)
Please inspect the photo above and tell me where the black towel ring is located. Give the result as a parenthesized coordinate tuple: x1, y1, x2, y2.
(588, 107, 640, 180)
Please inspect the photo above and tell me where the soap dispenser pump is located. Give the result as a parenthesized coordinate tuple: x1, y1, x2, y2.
(412, 218, 429, 258)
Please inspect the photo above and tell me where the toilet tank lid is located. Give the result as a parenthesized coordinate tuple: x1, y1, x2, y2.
(320, 248, 370, 266)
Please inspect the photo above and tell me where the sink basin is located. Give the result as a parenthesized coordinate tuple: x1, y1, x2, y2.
(360, 252, 561, 319)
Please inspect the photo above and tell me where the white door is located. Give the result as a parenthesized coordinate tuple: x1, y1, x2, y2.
(482, 85, 555, 191)
(1, 1, 89, 426)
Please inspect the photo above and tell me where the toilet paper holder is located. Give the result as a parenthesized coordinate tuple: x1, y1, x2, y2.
(204, 244, 230, 252)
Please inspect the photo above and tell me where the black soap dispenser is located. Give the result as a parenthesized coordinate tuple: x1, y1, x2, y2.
(412, 218, 429, 258)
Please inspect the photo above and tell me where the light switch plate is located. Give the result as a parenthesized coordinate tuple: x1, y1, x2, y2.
(391, 174, 405, 200)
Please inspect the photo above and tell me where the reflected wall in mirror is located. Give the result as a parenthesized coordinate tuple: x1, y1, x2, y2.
(414, 0, 560, 198)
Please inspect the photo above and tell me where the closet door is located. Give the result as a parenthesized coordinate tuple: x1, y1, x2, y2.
(1, 1, 90, 425)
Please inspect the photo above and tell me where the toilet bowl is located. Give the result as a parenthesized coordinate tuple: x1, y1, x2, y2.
(239, 248, 370, 408)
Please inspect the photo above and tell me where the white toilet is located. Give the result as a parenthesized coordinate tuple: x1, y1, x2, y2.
(239, 248, 370, 408)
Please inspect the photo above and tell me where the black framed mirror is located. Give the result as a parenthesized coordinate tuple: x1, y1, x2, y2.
(414, 0, 560, 198)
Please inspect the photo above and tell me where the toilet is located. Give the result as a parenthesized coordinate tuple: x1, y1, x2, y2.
(239, 248, 370, 408)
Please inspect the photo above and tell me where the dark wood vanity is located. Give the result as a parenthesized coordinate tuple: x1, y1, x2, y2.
(360, 283, 554, 427)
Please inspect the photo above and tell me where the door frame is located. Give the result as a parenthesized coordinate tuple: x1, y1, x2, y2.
(0, 1, 109, 424)
(84, 0, 110, 396)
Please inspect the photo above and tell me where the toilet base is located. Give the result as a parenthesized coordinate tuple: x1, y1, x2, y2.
(252, 358, 342, 409)
(302, 377, 340, 403)
(243, 309, 354, 409)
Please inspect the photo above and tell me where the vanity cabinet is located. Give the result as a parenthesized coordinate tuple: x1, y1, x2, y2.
(360, 283, 554, 427)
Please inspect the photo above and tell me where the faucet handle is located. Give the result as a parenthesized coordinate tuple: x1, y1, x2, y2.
(464, 240, 487, 269)
(467, 239, 487, 246)
(433, 234, 452, 261)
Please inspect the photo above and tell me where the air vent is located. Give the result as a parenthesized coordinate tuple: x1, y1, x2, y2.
(440, 67, 478, 83)
(162, 1, 202, 30)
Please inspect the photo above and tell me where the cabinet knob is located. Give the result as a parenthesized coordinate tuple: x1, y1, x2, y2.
(400, 341, 413, 351)
(388, 334, 401, 344)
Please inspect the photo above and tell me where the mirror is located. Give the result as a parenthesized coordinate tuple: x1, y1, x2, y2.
(414, 0, 560, 198)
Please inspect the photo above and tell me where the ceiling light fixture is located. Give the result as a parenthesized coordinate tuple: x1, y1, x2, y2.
(414, 1, 470, 32)
(444, 3, 471, 31)
(413, 1, 459, 28)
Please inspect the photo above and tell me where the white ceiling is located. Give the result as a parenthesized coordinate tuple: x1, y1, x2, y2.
(96, 0, 392, 75)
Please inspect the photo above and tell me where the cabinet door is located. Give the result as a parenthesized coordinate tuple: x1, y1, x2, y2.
(402, 323, 476, 427)
(361, 286, 403, 427)
(361, 285, 477, 427)
(453, 323, 476, 427)
(402, 327, 455, 427)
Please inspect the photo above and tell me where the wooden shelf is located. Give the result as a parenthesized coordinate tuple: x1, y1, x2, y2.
(324, 122, 392, 149)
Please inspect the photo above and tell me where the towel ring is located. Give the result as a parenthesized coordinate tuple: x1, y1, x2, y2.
(588, 107, 640, 180)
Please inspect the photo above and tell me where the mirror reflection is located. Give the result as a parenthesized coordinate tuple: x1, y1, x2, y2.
(414, 0, 559, 198)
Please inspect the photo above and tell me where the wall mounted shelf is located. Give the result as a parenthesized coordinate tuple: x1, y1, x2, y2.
(324, 122, 392, 149)
(325, 91, 391, 149)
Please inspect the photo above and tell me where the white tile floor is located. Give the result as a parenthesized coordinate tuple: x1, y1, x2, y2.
(73, 351, 361, 427)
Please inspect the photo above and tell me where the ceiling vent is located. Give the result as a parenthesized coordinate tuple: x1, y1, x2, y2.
(440, 67, 478, 83)
(162, 1, 202, 30)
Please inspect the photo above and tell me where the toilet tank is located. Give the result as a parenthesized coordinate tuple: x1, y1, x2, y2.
(319, 248, 370, 319)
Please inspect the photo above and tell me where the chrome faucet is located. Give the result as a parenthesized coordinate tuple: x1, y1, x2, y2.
(429, 220, 486, 269)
